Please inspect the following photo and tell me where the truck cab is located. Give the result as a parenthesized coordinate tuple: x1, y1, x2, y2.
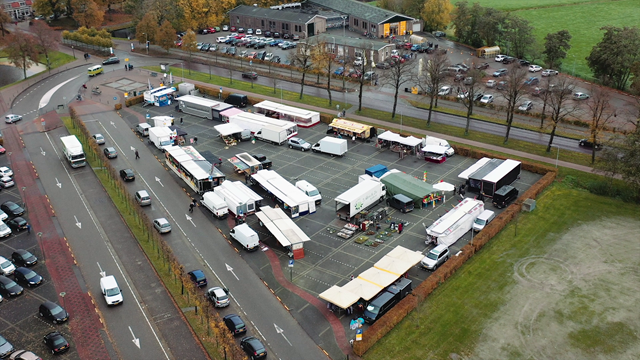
(296, 180, 322, 205)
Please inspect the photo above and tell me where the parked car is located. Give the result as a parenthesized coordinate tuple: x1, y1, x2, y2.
(6, 217, 27, 231)
(256, 29, 263, 35)
(0, 257, 14, 276)
(0, 275, 23, 297)
(4, 114, 22, 124)
(237, 27, 245, 33)
(573, 92, 590, 100)
(240, 336, 267, 360)
(0, 176, 14, 188)
(188, 270, 207, 287)
(376, 62, 390, 69)
(524, 77, 539, 86)
(433, 31, 446, 37)
(43, 331, 70, 354)
(242, 72, 258, 79)
(480, 94, 494, 104)
(153, 218, 171, 234)
(11, 249, 37, 267)
(486, 80, 497, 88)
(223, 25, 229, 31)
(14, 267, 42, 287)
(206, 286, 230, 307)
(496, 81, 508, 90)
(39, 301, 69, 324)
(1, 201, 23, 217)
(0, 335, 13, 358)
(288, 137, 312, 151)
(292, 34, 300, 41)
(420, 244, 450, 270)
(223, 314, 247, 336)
(492, 68, 508, 77)
(0, 146, 5, 155)
(519, 59, 531, 66)
(438, 86, 452, 96)
(502, 56, 516, 64)
(8, 350, 40, 360)
(334, 67, 345, 76)
(119, 168, 135, 181)
(494, 54, 506, 62)
(363, 71, 377, 81)
(541, 69, 559, 77)
(518, 100, 533, 111)
(529, 65, 542, 72)
(475, 62, 489, 70)
(0, 167, 13, 177)
(103, 147, 117, 159)
(102, 57, 120, 65)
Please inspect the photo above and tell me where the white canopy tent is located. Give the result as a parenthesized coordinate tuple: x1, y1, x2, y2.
(377, 131, 423, 147)
(318, 286, 360, 309)
(255, 206, 310, 258)
(214, 123, 245, 136)
(358, 268, 399, 289)
(341, 278, 384, 302)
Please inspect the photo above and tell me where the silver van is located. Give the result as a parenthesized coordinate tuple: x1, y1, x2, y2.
(135, 123, 151, 137)
(473, 210, 495, 232)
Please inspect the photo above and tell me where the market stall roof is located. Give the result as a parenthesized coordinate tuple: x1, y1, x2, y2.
(380, 171, 438, 204)
(318, 286, 360, 309)
(198, 150, 222, 166)
(432, 181, 455, 192)
(358, 268, 399, 289)
(165, 146, 222, 180)
(255, 206, 310, 248)
(374, 247, 424, 276)
(458, 157, 491, 180)
(378, 131, 423, 146)
(168, 125, 187, 137)
(341, 278, 383, 301)
(214, 123, 245, 136)
(422, 145, 448, 155)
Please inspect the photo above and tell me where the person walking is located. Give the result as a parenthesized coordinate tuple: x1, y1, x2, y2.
(194, 136, 198, 145)
(398, 222, 403, 234)
(180, 117, 183, 125)
(26, 224, 31, 234)
(189, 202, 194, 213)
(135, 149, 139, 159)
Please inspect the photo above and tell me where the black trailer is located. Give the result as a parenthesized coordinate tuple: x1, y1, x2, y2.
(481, 159, 521, 197)
(467, 159, 503, 193)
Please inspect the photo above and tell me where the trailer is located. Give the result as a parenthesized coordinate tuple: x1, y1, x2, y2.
(165, 146, 225, 194)
(327, 118, 376, 139)
(228, 111, 298, 139)
(228, 152, 263, 175)
(148, 127, 175, 151)
(250, 169, 315, 218)
(60, 135, 86, 168)
(213, 180, 262, 216)
(144, 86, 176, 107)
(152, 116, 174, 127)
(177, 95, 234, 121)
(255, 125, 288, 145)
(425, 198, 484, 247)
(335, 176, 386, 221)
(481, 159, 521, 197)
(466, 158, 504, 193)
(311, 137, 348, 156)
(200, 191, 229, 219)
(253, 100, 320, 127)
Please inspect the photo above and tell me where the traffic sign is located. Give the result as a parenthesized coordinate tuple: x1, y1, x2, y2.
(288, 259, 294, 267)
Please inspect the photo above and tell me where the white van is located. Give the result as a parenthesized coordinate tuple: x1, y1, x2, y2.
(201, 191, 229, 219)
(135, 123, 152, 137)
(295, 180, 322, 205)
(423, 136, 454, 156)
(229, 223, 259, 251)
(473, 210, 495, 232)
(100, 275, 123, 305)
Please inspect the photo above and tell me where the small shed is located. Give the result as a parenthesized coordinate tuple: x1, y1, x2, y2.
(476, 46, 500, 58)
(380, 171, 440, 208)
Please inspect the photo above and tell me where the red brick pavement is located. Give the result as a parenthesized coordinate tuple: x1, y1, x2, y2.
(6, 121, 110, 360)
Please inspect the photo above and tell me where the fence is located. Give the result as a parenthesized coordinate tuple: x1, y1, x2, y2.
(62, 38, 112, 56)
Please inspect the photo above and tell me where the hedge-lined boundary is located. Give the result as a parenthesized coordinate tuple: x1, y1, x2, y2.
(353, 146, 557, 356)
(66, 107, 246, 360)
(125, 94, 144, 107)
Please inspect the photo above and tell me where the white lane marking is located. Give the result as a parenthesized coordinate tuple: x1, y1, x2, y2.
(38, 75, 81, 109)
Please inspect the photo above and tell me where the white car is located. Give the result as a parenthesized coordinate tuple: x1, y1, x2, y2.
(480, 94, 494, 104)
(216, 36, 228, 43)
(486, 80, 497, 88)
(518, 100, 533, 111)
(0, 177, 14, 189)
(573, 92, 590, 100)
(0, 256, 15, 274)
(353, 57, 363, 66)
(222, 25, 229, 31)
(457, 90, 469, 99)
(438, 86, 452, 96)
(0, 210, 7, 222)
(255, 29, 262, 35)
(0, 167, 13, 178)
(541, 69, 559, 77)
(4, 114, 22, 124)
(494, 54, 506, 62)
(528, 65, 542, 72)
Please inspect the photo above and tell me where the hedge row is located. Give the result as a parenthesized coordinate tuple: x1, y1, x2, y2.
(353, 144, 557, 356)
(125, 94, 144, 107)
(62, 27, 113, 48)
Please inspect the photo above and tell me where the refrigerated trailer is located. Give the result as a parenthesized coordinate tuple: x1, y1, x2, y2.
(253, 100, 320, 127)
(228, 112, 298, 139)
(335, 176, 386, 221)
(425, 198, 484, 247)
(177, 95, 234, 121)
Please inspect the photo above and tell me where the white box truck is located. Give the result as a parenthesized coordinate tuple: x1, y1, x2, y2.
(148, 127, 174, 151)
(230, 223, 260, 251)
(201, 191, 229, 219)
(152, 116, 174, 127)
(60, 135, 86, 168)
(335, 177, 386, 221)
(296, 180, 322, 205)
(423, 136, 454, 156)
(255, 125, 287, 145)
(311, 137, 348, 157)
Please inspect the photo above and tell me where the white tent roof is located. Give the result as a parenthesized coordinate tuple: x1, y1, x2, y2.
(433, 181, 455, 192)
(422, 145, 448, 155)
(318, 286, 360, 309)
(374, 246, 424, 276)
(378, 131, 423, 146)
(214, 123, 245, 136)
(358, 268, 399, 289)
(341, 278, 383, 301)
(255, 206, 310, 248)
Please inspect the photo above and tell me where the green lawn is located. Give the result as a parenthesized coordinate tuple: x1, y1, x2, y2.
(363, 184, 639, 359)
(469, 0, 594, 11)
(40, 51, 76, 69)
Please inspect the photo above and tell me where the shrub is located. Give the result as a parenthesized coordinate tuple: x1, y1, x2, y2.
(114, 103, 122, 110)
(125, 95, 144, 107)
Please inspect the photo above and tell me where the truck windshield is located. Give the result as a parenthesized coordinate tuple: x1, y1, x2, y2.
(70, 154, 85, 160)
(474, 218, 486, 226)
(308, 189, 320, 196)
(366, 304, 380, 315)
(106, 287, 121, 296)
(160, 140, 172, 146)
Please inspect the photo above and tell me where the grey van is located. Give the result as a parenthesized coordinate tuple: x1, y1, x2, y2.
(363, 291, 398, 324)
(135, 123, 151, 137)
(225, 94, 248, 108)
(492, 185, 519, 209)
(387, 194, 414, 213)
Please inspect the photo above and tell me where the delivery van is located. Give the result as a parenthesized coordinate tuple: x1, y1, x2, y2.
(295, 180, 322, 205)
(229, 223, 259, 251)
(201, 191, 229, 219)
(88, 65, 104, 77)
(492, 185, 519, 209)
(100, 275, 123, 305)
(473, 210, 495, 232)
(135, 123, 152, 137)
(225, 94, 249, 108)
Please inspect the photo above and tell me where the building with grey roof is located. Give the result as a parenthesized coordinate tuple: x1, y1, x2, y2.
(300, 33, 395, 65)
(228, 5, 327, 39)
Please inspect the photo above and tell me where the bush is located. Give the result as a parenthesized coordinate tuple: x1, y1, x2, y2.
(125, 95, 144, 107)
(114, 103, 122, 110)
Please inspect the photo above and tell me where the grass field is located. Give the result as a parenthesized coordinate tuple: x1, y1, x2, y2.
(363, 184, 640, 359)
(468, 0, 640, 79)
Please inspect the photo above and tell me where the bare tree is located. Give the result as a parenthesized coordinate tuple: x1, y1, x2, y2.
(546, 77, 578, 152)
(419, 51, 449, 125)
(288, 41, 314, 99)
(458, 68, 483, 135)
(0, 10, 11, 38)
(381, 50, 414, 118)
(30, 20, 60, 72)
(356, 44, 375, 111)
(585, 85, 616, 163)
(536, 76, 554, 129)
(499, 63, 530, 143)
(310, 40, 335, 105)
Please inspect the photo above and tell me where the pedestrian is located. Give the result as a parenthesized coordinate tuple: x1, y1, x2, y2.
(135, 149, 139, 159)
(194, 136, 198, 145)
(245, 173, 250, 184)
(125, 64, 128, 71)
(375, 79, 378, 86)
(376, 222, 381, 232)
(180, 117, 183, 125)
(26, 224, 31, 234)
(398, 222, 403, 234)
(352, 135, 356, 144)
(189, 203, 194, 213)
(192, 199, 197, 208)
(350, 274, 354, 281)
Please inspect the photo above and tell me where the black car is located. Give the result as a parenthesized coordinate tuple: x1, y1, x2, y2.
(188, 270, 207, 287)
(0, 275, 23, 297)
(264, 31, 271, 37)
(376, 62, 390, 69)
(579, 139, 602, 150)
(519, 59, 531, 66)
(14, 267, 42, 287)
(502, 56, 516, 64)
(475, 62, 490, 70)
(223, 314, 247, 336)
(43, 331, 70, 354)
(240, 336, 267, 359)
(1, 201, 24, 217)
(242, 72, 258, 80)
(120, 169, 135, 181)
(39, 301, 69, 324)
(11, 249, 37, 267)
(271, 56, 281, 63)
(102, 57, 120, 65)
(103, 147, 117, 159)
(283, 33, 290, 39)
(6, 217, 27, 231)
(272, 32, 280, 38)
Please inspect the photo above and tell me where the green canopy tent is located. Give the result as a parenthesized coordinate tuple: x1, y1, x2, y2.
(380, 172, 440, 208)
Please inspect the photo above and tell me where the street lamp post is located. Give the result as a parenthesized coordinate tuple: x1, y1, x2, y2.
(71, 46, 75, 59)
(143, 32, 148, 55)
(331, 36, 335, 54)
(341, 15, 348, 38)
(277, 84, 283, 104)
(551, 145, 560, 168)
(181, 63, 184, 80)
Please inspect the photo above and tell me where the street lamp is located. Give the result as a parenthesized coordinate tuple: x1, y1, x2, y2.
(551, 145, 560, 168)
(331, 36, 335, 54)
(400, 111, 403, 133)
(277, 84, 283, 104)
(341, 15, 348, 38)
(143, 32, 148, 55)
(71, 46, 75, 59)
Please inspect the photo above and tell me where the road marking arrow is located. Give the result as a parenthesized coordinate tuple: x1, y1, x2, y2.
(226, 263, 239, 280)
(155, 176, 164, 187)
(110, 121, 116, 128)
(40, 147, 45, 156)
(186, 214, 196, 227)
(130, 146, 136, 152)
(74, 216, 81, 229)
(97, 262, 106, 278)
(55, 178, 61, 188)
(274, 324, 292, 346)
(129, 326, 140, 348)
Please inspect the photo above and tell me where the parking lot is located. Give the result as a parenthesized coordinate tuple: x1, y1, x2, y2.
(0, 149, 78, 359)
(125, 99, 542, 340)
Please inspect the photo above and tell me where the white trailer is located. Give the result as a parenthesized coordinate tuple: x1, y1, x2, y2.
(335, 176, 387, 221)
(152, 116, 174, 127)
(311, 137, 348, 156)
(228, 112, 298, 138)
(255, 125, 288, 145)
(250, 169, 315, 218)
(201, 191, 229, 219)
(60, 135, 86, 168)
(177, 95, 234, 121)
(148, 127, 174, 151)
(214, 181, 261, 216)
(422, 136, 454, 156)
(425, 198, 484, 247)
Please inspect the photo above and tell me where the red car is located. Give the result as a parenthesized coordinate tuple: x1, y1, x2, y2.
(208, 27, 216, 33)
(403, 43, 413, 50)
(230, 26, 236, 32)
(0, 146, 5, 154)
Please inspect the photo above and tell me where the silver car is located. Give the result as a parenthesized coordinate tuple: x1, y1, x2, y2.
(92, 134, 105, 145)
(288, 137, 311, 151)
(4, 114, 22, 124)
(153, 218, 171, 234)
